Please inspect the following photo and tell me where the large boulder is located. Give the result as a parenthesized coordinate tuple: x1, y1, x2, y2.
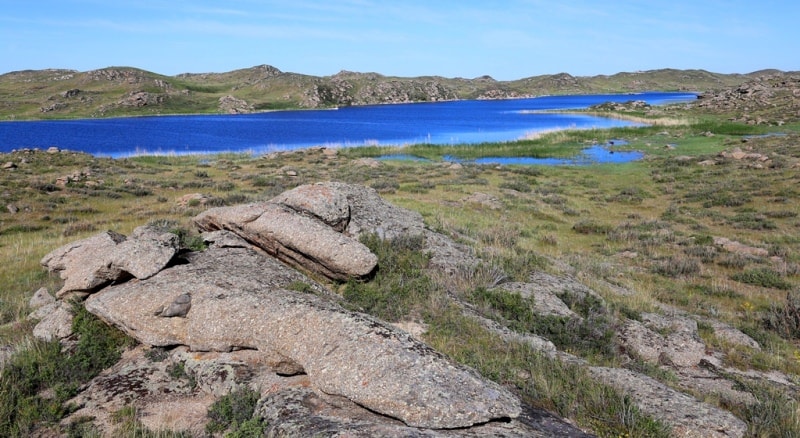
(85, 246, 520, 429)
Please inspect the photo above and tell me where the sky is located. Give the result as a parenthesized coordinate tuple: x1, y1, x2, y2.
(1, 0, 797, 80)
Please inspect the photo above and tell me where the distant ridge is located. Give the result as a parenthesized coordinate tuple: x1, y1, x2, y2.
(0, 64, 781, 120)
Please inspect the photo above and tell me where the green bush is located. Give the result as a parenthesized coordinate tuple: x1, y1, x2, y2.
(206, 387, 263, 435)
(731, 268, 792, 290)
(342, 233, 435, 322)
(572, 220, 612, 235)
(0, 305, 133, 436)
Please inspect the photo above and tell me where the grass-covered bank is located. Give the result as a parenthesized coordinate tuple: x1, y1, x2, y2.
(2, 113, 800, 435)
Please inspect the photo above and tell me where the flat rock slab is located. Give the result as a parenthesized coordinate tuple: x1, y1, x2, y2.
(194, 202, 377, 281)
(590, 367, 746, 438)
(85, 246, 520, 429)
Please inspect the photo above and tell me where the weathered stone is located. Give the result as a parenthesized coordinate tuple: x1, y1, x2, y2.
(176, 193, 209, 207)
(270, 182, 351, 232)
(112, 225, 179, 280)
(201, 229, 252, 249)
(41, 230, 128, 297)
(218, 95, 253, 114)
(85, 246, 520, 429)
(589, 367, 746, 438)
(498, 282, 576, 317)
(708, 319, 761, 350)
(619, 313, 707, 368)
(158, 293, 192, 317)
(194, 202, 377, 281)
(29, 287, 55, 310)
(63, 345, 210, 436)
(32, 302, 74, 341)
(255, 386, 581, 437)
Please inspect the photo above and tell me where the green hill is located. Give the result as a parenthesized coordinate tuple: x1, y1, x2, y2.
(0, 65, 763, 120)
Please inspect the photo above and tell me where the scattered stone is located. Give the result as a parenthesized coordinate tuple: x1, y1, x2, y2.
(6, 204, 18, 214)
(353, 157, 381, 168)
(462, 192, 502, 210)
(2, 161, 16, 169)
(47, 146, 60, 154)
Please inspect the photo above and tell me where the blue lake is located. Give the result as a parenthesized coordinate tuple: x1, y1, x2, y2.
(0, 92, 695, 159)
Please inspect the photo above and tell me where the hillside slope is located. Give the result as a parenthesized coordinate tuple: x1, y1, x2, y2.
(0, 65, 759, 120)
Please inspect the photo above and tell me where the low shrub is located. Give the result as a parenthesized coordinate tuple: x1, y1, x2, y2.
(205, 387, 263, 435)
(652, 256, 701, 277)
(572, 220, 612, 235)
(342, 233, 435, 322)
(499, 180, 532, 193)
(763, 291, 800, 339)
(731, 268, 792, 290)
(0, 305, 133, 436)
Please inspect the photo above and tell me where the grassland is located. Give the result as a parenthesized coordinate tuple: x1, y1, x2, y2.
(1, 100, 799, 436)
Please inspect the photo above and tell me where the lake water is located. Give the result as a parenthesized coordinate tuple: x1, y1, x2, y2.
(0, 92, 695, 159)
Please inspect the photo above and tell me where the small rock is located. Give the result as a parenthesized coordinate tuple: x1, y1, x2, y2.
(32, 302, 74, 341)
(159, 293, 191, 317)
(29, 287, 55, 310)
(6, 204, 18, 214)
(2, 162, 16, 170)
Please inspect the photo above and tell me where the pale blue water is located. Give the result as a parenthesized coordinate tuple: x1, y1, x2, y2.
(0, 92, 695, 158)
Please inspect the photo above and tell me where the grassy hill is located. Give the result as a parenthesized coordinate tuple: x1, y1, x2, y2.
(0, 65, 756, 120)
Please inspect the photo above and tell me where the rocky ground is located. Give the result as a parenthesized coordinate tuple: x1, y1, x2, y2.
(25, 180, 791, 437)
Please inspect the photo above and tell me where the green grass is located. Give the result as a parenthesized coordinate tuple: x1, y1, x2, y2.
(424, 306, 671, 437)
(0, 305, 134, 437)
